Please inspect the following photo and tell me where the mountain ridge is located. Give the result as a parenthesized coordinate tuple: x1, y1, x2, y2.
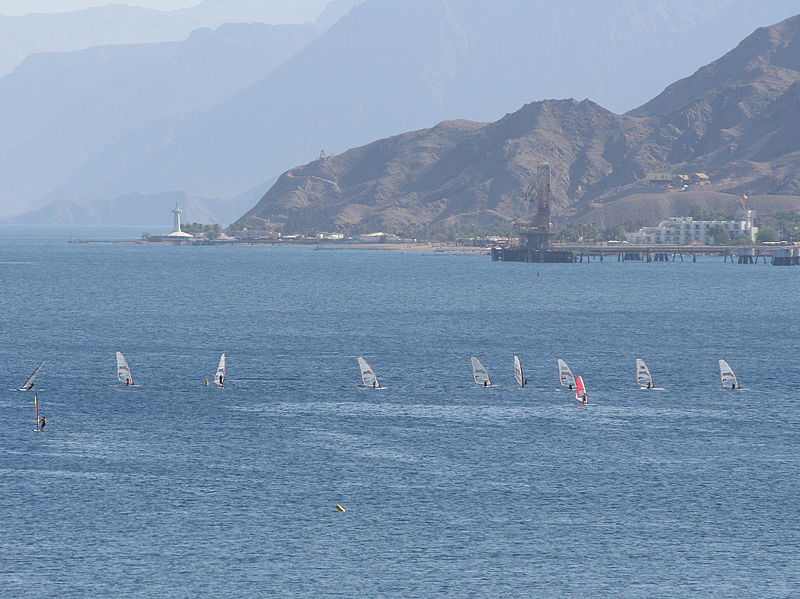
(239, 13, 800, 233)
(0, 22, 317, 217)
(36, 0, 800, 219)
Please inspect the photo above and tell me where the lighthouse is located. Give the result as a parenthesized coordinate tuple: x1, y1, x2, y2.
(173, 204, 183, 233)
(163, 203, 193, 239)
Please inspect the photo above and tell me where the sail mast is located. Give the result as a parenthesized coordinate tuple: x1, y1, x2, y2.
(718, 359, 739, 389)
(636, 358, 653, 388)
(215, 353, 227, 387)
(357, 357, 380, 389)
(116, 352, 133, 385)
(34, 392, 39, 431)
(19, 360, 46, 391)
(513, 355, 525, 388)
(557, 359, 576, 388)
(575, 376, 586, 402)
(471, 357, 492, 386)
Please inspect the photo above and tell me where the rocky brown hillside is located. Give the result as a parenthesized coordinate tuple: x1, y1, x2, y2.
(239, 14, 800, 233)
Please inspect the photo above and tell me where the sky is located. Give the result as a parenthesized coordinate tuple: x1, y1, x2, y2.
(0, 1, 220, 15)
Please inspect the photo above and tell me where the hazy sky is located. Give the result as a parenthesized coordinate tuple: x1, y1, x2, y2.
(0, 1, 197, 14)
(0, 1, 291, 15)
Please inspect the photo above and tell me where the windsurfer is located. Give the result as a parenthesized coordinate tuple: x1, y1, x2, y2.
(483, 380, 488, 387)
(580, 393, 588, 404)
(126, 378, 132, 385)
(38, 417, 47, 431)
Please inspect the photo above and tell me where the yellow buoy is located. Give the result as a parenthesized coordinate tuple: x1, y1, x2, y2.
(335, 504, 346, 512)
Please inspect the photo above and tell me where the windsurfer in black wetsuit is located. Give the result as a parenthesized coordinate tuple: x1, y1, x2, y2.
(38, 417, 47, 431)
(218, 375, 224, 388)
(647, 381, 653, 389)
(372, 380, 377, 389)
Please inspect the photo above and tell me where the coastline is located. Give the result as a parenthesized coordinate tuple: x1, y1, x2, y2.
(71, 238, 490, 254)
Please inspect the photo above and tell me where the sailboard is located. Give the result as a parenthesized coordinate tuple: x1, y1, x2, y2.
(18, 360, 45, 391)
(357, 357, 382, 389)
(215, 353, 227, 387)
(718, 359, 741, 389)
(636, 358, 654, 389)
(471, 357, 492, 387)
(557, 359, 576, 389)
(33, 391, 45, 432)
(513, 355, 526, 388)
(575, 375, 589, 404)
(116, 351, 134, 385)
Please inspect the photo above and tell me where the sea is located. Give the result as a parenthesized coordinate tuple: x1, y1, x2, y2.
(0, 226, 797, 599)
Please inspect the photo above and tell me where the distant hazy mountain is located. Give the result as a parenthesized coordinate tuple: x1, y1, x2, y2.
(0, 0, 331, 77)
(0, 23, 317, 217)
(314, 0, 366, 30)
(5, 191, 252, 227)
(44, 0, 800, 216)
(239, 14, 800, 232)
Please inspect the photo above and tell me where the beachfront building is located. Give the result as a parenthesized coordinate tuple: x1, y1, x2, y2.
(626, 212, 757, 245)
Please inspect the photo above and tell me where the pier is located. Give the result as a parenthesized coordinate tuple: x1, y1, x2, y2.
(492, 243, 800, 265)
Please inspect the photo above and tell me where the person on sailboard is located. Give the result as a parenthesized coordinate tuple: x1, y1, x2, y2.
(204, 378, 209, 386)
(647, 382, 653, 389)
(580, 392, 588, 404)
(568, 383, 573, 390)
(38, 417, 47, 431)
(372, 380, 378, 389)
(126, 377, 132, 386)
(218, 375, 224, 388)
(483, 380, 488, 387)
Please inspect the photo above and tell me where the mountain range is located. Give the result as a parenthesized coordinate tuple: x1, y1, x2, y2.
(239, 13, 800, 233)
(0, 0, 336, 77)
(0, 22, 317, 219)
(3, 0, 800, 227)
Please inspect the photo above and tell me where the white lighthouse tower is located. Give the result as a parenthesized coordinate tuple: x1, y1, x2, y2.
(164, 203, 193, 239)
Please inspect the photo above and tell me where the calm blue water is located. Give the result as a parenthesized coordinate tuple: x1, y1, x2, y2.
(0, 226, 798, 598)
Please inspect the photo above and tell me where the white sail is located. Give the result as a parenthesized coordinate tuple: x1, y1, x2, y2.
(215, 353, 227, 387)
(357, 357, 381, 388)
(116, 351, 133, 384)
(513, 355, 525, 388)
(557, 359, 576, 388)
(636, 358, 653, 388)
(719, 359, 739, 389)
(18, 360, 45, 391)
(471, 357, 492, 386)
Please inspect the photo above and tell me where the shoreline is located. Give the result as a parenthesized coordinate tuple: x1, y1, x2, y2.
(70, 238, 490, 254)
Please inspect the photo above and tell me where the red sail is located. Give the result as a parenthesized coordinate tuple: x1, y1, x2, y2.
(575, 376, 586, 400)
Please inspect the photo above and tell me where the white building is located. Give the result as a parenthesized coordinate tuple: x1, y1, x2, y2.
(163, 204, 193, 239)
(626, 212, 757, 245)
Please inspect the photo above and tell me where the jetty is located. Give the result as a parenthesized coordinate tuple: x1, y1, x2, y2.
(492, 243, 800, 265)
